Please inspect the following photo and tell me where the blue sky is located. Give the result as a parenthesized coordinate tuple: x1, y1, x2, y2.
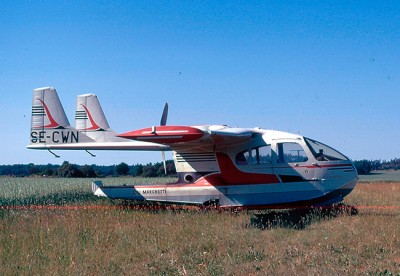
(1, 1, 399, 165)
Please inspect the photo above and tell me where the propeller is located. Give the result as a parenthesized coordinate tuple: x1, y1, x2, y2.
(160, 103, 168, 175)
(160, 102, 168, 126)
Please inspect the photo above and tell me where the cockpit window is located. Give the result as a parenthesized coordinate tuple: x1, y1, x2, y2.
(236, 145, 272, 165)
(304, 137, 348, 161)
(277, 142, 308, 163)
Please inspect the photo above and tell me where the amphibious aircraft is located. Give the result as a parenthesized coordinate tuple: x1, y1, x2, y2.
(28, 87, 358, 208)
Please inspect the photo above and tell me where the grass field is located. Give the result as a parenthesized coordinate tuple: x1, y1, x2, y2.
(359, 170, 400, 183)
(1, 176, 399, 275)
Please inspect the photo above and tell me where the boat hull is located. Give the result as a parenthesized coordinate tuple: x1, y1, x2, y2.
(92, 177, 357, 209)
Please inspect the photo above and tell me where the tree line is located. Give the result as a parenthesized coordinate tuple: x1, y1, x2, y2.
(353, 158, 400, 175)
(1, 158, 400, 177)
(0, 160, 176, 178)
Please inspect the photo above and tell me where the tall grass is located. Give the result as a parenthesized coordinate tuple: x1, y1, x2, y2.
(0, 177, 94, 206)
(0, 177, 399, 275)
(0, 177, 177, 207)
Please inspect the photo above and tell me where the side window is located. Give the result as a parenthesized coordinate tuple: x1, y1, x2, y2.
(258, 145, 272, 164)
(236, 151, 249, 165)
(277, 142, 308, 163)
(236, 145, 272, 165)
(251, 148, 258, 165)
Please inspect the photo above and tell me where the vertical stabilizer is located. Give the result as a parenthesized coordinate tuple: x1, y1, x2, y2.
(29, 87, 94, 148)
(75, 94, 123, 142)
(75, 94, 110, 131)
(31, 87, 70, 130)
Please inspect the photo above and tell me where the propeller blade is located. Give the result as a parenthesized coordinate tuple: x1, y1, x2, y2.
(162, 150, 167, 175)
(160, 102, 168, 126)
(160, 102, 168, 174)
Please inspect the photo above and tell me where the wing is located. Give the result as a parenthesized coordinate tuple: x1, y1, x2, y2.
(117, 125, 256, 151)
(118, 125, 258, 175)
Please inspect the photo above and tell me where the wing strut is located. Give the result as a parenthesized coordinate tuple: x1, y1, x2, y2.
(48, 149, 60, 158)
(85, 150, 96, 157)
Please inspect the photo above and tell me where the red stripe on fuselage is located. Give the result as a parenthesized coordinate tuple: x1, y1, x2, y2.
(214, 152, 280, 185)
(275, 163, 354, 169)
(135, 152, 280, 188)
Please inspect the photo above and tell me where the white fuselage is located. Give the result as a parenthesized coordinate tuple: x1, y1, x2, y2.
(93, 128, 358, 208)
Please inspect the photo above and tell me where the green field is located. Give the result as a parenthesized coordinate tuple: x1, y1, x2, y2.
(1, 176, 399, 275)
(359, 170, 400, 182)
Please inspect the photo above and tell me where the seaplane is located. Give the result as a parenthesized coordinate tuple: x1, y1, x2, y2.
(28, 87, 358, 209)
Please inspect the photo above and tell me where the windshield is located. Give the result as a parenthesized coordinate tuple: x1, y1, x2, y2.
(304, 137, 348, 161)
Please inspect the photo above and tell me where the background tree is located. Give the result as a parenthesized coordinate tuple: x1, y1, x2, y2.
(135, 164, 143, 176)
(42, 163, 56, 176)
(115, 162, 129, 176)
(28, 163, 39, 175)
(142, 164, 157, 177)
(354, 160, 372, 175)
(80, 165, 97, 178)
(57, 161, 82, 177)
